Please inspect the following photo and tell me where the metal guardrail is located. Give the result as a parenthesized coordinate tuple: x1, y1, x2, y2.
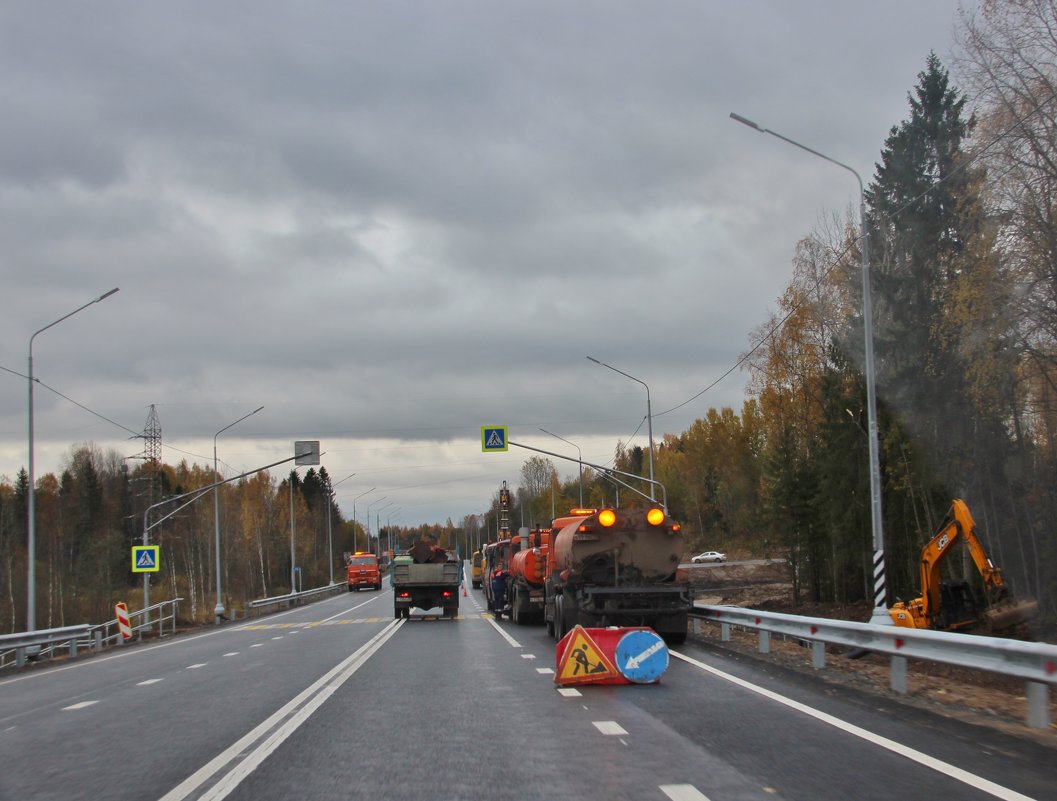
(690, 603, 1057, 730)
(247, 583, 346, 615)
(0, 598, 183, 671)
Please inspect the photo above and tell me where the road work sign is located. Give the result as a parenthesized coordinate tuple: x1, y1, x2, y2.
(481, 426, 508, 452)
(131, 545, 160, 573)
(555, 626, 619, 686)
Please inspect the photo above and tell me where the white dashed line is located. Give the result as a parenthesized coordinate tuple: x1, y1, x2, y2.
(593, 721, 628, 736)
(250, 644, 263, 648)
(271, 637, 283, 641)
(557, 688, 582, 697)
(223, 652, 238, 657)
(536, 668, 554, 674)
(660, 785, 712, 801)
(520, 654, 536, 659)
(63, 701, 98, 710)
(187, 663, 207, 669)
(137, 678, 163, 686)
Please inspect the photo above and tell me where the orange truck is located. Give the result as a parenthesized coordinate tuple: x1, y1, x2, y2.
(345, 551, 382, 592)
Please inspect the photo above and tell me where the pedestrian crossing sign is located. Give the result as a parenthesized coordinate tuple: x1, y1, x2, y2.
(481, 426, 508, 452)
(132, 545, 160, 573)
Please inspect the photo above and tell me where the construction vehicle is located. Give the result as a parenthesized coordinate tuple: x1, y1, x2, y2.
(344, 551, 381, 592)
(544, 506, 692, 645)
(392, 541, 461, 619)
(889, 499, 1039, 632)
(470, 550, 484, 589)
(507, 527, 549, 625)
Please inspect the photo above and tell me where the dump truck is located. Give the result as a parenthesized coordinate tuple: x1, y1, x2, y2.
(392, 541, 461, 619)
(889, 499, 1039, 633)
(544, 506, 692, 645)
(344, 551, 381, 592)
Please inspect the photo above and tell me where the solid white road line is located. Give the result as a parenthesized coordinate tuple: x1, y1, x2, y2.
(157, 619, 404, 801)
(671, 650, 1035, 801)
(484, 616, 522, 648)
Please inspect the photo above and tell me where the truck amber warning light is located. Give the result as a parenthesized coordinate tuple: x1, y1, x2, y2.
(598, 509, 617, 527)
(646, 508, 665, 526)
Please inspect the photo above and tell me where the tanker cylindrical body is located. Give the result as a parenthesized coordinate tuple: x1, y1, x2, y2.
(545, 507, 690, 644)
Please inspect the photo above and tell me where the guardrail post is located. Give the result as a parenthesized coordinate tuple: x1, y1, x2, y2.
(758, 630, 770, 654)
(16, 647, 25, 667)
(94, 631, 102, 652)
(811, 641, 825, 669)
(69, 638, 77, 658)
(1026, 681, 1050, 730)
(720, 622, 730, 642)
(890, 655, 907, 694)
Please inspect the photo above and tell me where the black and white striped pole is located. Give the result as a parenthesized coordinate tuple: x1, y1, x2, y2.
(731, 113, 890, 624)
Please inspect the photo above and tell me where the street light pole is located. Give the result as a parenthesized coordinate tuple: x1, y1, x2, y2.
(350, 487, 376, 552)
(327, 473, 356, 585)
(26, 287, 119, 631)
(730, 111, 889, 624)
(586, 356, 655, 501)
(213, 405, 263, 623)
(366, 496, 388, 556)
(539, 428, 583, 507)
(376, 501, 395, 557)
(289, 469, 298, 593)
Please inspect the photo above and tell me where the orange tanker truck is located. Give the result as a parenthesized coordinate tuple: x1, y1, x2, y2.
(506, 527, 550, 625)
(543, 506, 691, 644)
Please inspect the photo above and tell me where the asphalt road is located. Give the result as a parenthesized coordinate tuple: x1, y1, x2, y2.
(1, 583, 1053, 801)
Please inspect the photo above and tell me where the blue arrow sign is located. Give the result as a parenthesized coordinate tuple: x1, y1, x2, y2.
(615, 629, 669, 683)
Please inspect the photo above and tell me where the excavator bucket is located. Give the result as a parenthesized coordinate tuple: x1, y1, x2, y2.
(985, 598, 1040, 631)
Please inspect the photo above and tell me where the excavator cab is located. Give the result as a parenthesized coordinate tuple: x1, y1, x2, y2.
(937, 580, 979, 631)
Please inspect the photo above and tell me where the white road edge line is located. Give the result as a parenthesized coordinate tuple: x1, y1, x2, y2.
(317, 592, 383, 624)
(483, 615, 522, 648)
(156, 618, 404, 801)
(670, 650, 1035, 801)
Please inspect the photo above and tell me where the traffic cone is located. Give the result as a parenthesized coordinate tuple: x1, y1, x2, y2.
(463, 581, 468, 597)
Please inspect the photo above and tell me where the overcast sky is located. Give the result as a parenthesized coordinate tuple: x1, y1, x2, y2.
(0, 1, 974, 526)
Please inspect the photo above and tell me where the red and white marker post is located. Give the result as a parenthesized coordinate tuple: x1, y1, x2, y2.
(115, 602, 132, 641)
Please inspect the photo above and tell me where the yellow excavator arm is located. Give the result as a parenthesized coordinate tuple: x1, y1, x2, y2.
(890, 499, 1038, 631)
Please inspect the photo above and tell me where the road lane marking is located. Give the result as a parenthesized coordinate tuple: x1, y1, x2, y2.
(671, 650, 1035, 801)
(187, 664, 207, 669)
(660, 785, 712, 801)
(593, 721, 627, 736)
(63, 701, 98, 710)
(222, 652, 238, 657)
(521, 653, 536, 659)
(0, 591, 354, 687)
(484, 616, 522, 648)
(158, 619, 404, 801)
(137, 679, 163, 686)
(557, 688, 582, 697)
(250, 644, 263, 648)
(318, 594, 382, 623)
(536, 667, 555, 674)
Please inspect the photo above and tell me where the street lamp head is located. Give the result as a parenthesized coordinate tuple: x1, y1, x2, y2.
(97, 287, 120, 302)
(729, 112, 763, 131)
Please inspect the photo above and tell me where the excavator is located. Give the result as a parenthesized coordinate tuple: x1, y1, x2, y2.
(889, 499, 1039, 633)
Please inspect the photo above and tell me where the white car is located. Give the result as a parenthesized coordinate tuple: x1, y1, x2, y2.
(691, 551, 726, 563)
